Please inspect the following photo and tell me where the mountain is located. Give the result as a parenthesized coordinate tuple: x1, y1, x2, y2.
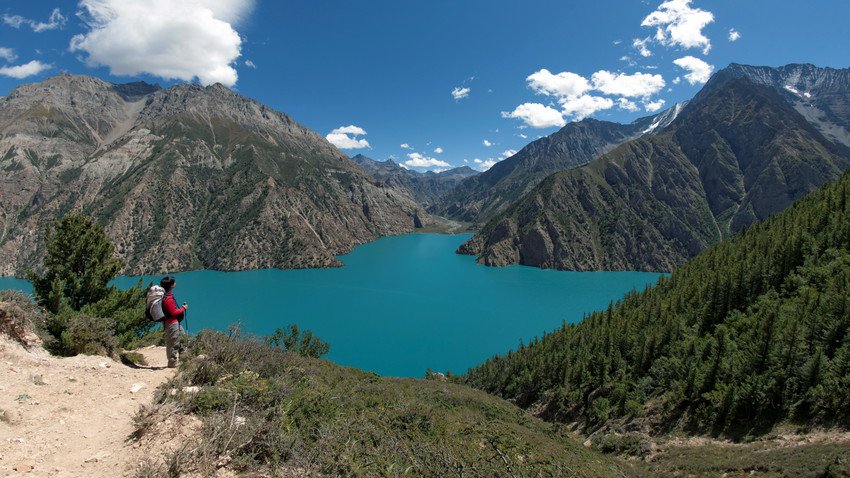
(711, 63, 850, 150)
(351, 154, 478, 208)
(466, 169, 850, 439)
(433, 104, 685, 224)
(0, 74, 424, 276)
(460, 65, 850, 271)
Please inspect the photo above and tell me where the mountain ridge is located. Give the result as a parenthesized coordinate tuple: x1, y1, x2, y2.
(0, 74, 425, 276)
(459, 64, 850, 272)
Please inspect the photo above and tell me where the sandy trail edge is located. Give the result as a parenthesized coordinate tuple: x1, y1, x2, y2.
(0, 339, 174, 477)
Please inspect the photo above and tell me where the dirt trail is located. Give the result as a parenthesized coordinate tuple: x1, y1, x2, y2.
(0, 340, 174, 477)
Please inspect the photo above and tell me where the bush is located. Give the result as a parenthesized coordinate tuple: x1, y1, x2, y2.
(60, 315, 117, 357)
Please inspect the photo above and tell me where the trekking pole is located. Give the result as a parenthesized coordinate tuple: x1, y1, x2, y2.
(183, 304, 190, 335)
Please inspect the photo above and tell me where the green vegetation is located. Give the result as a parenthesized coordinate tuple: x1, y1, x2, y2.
(27, 214, 154, 356)
(630, 438, 850, 478)
(466, 170, 850, 439)
(137, 329, 626, 477)
(265, 323, 330, 358)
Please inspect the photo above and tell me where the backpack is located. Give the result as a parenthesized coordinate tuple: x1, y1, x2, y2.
(146, 285, 166, 322)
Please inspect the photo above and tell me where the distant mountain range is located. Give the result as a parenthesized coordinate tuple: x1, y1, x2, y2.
(0, 74, 424, 275)
(459, 64, 850, 271)
(351, 154, 478, 208)
(432, 104, 685, 224)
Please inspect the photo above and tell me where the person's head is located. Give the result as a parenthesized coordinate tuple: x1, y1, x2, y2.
(160, 276, 176, 292)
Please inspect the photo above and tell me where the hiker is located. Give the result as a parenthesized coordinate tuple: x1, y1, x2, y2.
(159, 276, 188, 368)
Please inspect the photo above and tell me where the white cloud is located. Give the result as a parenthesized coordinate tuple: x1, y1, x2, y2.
(673, 56, 714, 85)
(641, 0, 714, 55)
(434, 147, 443, 154)
(633, 37, 653, 57)
(473, 158, 498, 171)
(244, 59, 256, 68)
(404, 152, 450, 169)
(618, 98, 640, 112)
(517, 133, 528, 139)
(502, 103, 566, 129)
(672, 76, 682, 85)
(326, 125, 370, 150)
(70, 0, 253, 87)
(483, 139, 492, 147)
(0, 60, 51, 79)
(642, 98, 666, 112)
(729, 29, 741, 42)
(527, 69, 591, 98)
(3, 8, 67, 32)
(500, 149, 517, 159)
(560, 95, 615, 120)
(330, 125, 367, 136)
(400, 143, 413, 150)
(0, 47, 17, 63)
(591, 71, 666, 98)
(452, 86, 471, 100)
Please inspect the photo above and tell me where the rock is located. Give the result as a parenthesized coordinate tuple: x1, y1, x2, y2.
(13, 461, 35, 472)
(0, 408, 22, 425)
(130, 383, 145, 394)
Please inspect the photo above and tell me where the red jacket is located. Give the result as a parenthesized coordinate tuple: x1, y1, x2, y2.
(162, 292, 186, 326)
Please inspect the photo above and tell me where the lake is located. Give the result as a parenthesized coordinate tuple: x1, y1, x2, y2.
(0, 233, 662, 377)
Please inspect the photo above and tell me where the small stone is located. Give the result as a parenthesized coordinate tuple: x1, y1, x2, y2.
(15, 437, 25, 444)
(84, 457, 99, 463)
(235, 416, 246, 427)
(181, 386, 201, 394)
(13, 461, 35, 472)
(99, 362, 110, 369)
(130, 383, 145, 394)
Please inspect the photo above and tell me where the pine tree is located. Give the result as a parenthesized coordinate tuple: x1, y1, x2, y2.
(29, 214, 123, 313)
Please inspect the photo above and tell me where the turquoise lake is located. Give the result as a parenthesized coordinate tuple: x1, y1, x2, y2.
(0, 234, 662, 377)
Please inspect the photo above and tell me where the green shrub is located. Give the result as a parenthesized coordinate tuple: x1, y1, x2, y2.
(60, 315, 116, 357)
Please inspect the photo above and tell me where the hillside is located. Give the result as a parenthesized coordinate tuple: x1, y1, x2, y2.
(433, 105, 683, 224)
(352, 154, 478, 208)
(0, 74, 424, 276)
(465, 169, 850, 440)
(460, 67, 850, 271)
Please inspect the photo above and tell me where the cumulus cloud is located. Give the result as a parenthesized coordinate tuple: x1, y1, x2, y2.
(473, 158, 498, 171)
(500, 149, 517, 159)
(400, 143, 413, 150)
(404, 152, 450, 169)
(501, 103, 567, 129)
(591, 71, 666, 98)
(633, 38, 653, 57)
(673, 56, 714, 85)
(642, 98, 666, 112)
(729, 29, 741, 42)
(0, 47, 17, 63)
(452, 86, 470, 100)
(434, 147, 443, 154)
(70, 0, 253, 87)
(618, 98, 640, 112)
(0, 60, 51, 79)
(326, 125, 370, 149)
(527, 69, 590, 98)
(560, 95, 615, 120)
(483, 139, 493, 147)
(3, 8, 67, 32)
(641, 0, 714, 54)
(244, 59, 256, 68)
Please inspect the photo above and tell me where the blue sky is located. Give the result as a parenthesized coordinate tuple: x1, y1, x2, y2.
(1, 1, 849, 172)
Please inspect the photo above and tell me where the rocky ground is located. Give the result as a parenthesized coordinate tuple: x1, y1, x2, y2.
(0, 341, 175, 478)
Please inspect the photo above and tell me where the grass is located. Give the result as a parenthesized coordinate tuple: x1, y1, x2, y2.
(628, 438, 850, 477)
(137, 330, 628, 477)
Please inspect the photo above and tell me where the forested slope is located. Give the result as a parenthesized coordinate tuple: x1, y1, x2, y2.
(466, 170, 850, 438)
